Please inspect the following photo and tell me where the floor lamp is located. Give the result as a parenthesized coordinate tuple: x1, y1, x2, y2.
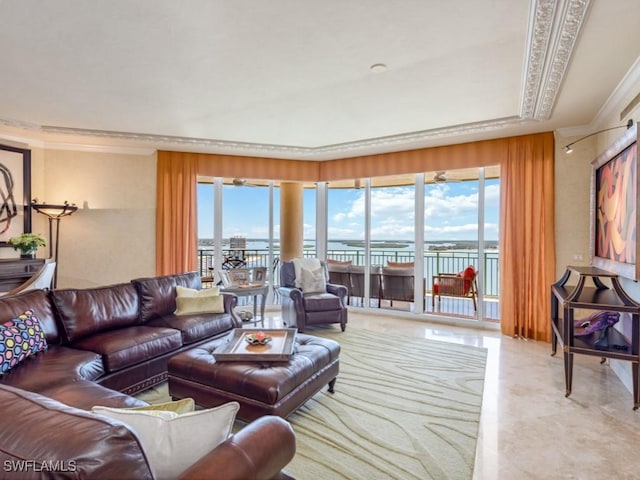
(31, 200, 78, 288)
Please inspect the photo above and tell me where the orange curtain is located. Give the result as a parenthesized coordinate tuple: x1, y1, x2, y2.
(156, 151, 198, 275)
(499, 132, 556, 341)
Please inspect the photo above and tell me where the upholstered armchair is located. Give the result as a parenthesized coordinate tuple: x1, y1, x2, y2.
(279, 259, 348, 333)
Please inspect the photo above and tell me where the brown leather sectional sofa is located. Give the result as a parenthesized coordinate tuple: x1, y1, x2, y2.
(0, 271, 296, 479)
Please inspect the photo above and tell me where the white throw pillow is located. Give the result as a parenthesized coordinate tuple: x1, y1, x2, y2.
(92, 401, 239, 480)
(174, 285, 224, 315)
(292, 257, 321, 288)
(300, 266, 326, 293)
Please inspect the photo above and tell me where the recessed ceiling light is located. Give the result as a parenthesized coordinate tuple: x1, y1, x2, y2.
(370, 63, 387, 73)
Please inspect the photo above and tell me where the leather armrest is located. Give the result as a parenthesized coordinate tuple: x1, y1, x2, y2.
(222, 293, 241, 326)
(178, 416, 296, 480)
(222, 292, 238, 312)
(326, 283, 347, 299)
(278, 286, 303, 303)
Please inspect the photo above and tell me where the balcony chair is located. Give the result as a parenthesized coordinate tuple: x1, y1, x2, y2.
(279, 259, 348, 333)
(349, 265, 383, 308)
(380, 266, 415, 307)
(326, 262, 353, 304)
(432, 265, 478, 311)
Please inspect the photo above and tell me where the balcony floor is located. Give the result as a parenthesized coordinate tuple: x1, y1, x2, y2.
(337, 294, 500, 322)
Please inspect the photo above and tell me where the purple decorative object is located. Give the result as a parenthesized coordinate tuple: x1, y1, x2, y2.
(573, 311, 620, 336)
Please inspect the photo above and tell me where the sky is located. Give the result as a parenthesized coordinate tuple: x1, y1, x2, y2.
(197, 179, 500, 242)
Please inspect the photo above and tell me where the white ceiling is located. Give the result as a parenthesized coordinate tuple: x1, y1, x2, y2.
(0, 0, 639, 160)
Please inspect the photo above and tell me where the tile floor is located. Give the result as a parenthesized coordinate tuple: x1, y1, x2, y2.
(256, 308, 640, 479)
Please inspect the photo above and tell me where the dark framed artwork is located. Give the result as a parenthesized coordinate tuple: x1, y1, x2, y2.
(0, 144, 31, 247)
(590, 122, 638, 279)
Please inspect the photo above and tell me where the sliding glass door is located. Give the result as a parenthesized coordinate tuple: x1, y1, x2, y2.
(197, 168, 500, 322)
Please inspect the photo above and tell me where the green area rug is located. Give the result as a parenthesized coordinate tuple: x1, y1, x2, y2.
(285, 328, 487, 480)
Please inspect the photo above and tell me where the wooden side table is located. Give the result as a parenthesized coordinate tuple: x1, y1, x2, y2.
(551, 265, 640, 409)
(221, 283, 269, 326)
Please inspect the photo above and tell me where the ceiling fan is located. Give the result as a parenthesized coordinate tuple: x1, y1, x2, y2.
(432, 171, 460, 184)
(231, 178, 257, 187)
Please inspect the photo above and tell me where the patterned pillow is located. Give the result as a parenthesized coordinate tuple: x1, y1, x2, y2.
(0, 310, 48, 374)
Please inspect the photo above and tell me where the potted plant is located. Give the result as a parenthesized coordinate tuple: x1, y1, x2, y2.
(8, 233, 46, 259)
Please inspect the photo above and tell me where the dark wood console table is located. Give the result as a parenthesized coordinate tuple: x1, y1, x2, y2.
(0, 258, 46, 292)
(551, 265, 640, 409)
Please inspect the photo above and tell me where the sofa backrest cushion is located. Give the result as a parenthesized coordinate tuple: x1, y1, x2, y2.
(51, 283, 140, 343)
(132, 272, 201, 324)
(0, 289, 61, 344)
(0, 384, 153, 479)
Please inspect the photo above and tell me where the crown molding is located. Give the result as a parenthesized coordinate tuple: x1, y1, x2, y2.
(520, 0, 592, 121)
(557, 55, 640, 137)
(0, 115, 528, 160)
(593, 55, 640, 125)
(44, 142, 156, 156)
(0, 126, 156, 156)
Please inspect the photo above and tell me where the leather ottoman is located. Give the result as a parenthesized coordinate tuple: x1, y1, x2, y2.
(167, 333, 340, 422)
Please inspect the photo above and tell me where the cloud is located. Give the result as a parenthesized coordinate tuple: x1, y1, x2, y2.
(200, 177, 501, 242)
(327, 181, 500, 240)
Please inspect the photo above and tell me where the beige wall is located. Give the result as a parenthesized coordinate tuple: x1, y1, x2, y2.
(553, 133, 595, 280)
(35, 148, 157, 287)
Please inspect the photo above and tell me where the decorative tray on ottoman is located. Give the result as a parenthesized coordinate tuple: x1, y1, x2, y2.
(213, 328, 297, 362)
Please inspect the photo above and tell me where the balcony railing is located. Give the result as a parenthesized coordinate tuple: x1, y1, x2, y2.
(198, 248, 499, 297)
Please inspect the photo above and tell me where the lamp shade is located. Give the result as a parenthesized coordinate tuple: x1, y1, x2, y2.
(31, 200, 78, 218)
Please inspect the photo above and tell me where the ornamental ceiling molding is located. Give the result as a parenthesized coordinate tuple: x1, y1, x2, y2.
(0, 0, 590, 159)
(520, 0, 591, 121)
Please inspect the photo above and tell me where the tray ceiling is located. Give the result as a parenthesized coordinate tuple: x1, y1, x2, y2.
(0, 0, 638, 159)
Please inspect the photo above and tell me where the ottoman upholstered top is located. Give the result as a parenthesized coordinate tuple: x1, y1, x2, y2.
(168, 333, 340, 422)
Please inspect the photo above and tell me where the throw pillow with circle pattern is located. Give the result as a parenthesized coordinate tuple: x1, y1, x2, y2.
(0, 310, 48, 374)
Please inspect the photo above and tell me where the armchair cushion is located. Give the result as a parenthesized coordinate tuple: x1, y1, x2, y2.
(326, 259, 352, 266)
(387, 261, 415, 268)
(300, 266, 326, 293)
(303, 292, 343, 311)
(93, 401, 239, 480)
(433, 266, 477, 295)
(462, 266, 476, 291)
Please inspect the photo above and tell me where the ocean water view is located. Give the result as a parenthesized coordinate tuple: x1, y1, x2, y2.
(197, 238, 499, 296)
(198, 238, 499, 252)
